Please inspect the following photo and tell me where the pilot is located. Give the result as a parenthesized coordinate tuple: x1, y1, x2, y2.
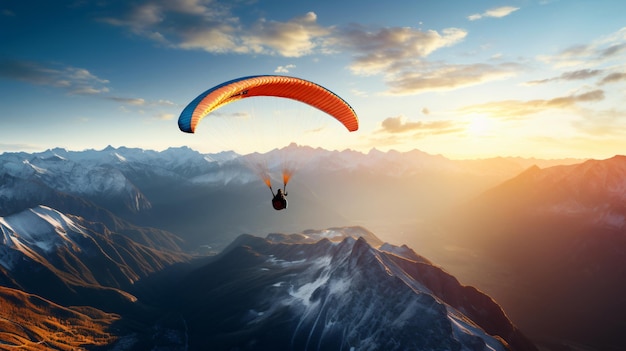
(271, 188, 288, 210)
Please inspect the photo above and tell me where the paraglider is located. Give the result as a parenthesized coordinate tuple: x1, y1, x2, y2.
(178, 75, 358, 210)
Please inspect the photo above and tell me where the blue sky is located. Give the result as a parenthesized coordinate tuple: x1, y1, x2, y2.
(1, 0, 626, 159)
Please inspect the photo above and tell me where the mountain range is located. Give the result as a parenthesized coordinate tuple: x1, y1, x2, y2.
(0, 210, 536, 350)
(1, 144, 620, 350)
(0, 144, 581, 251)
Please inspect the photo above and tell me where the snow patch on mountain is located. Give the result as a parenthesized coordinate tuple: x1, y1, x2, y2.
(24, 160, 48, 175)
(113, 152, 127, 162)
(285, 255, 333, 307)
(0, 205, 88, 269)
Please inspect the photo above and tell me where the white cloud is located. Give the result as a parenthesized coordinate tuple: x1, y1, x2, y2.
(468, 6, 520, 21)
(275, 64, 296, 73)
(333, 23, 524, 95)
(156, 99, 176, 106)
(95, 1, 522, 96)
(241, 12, 331, 57)
(340, 26, 467, 76)
(177, 26, 241, 53)
(100, 2, 332, 57)
(155, 112, 176, 120)
(373, 116, 463, 140)
(108, 97, 146, 105)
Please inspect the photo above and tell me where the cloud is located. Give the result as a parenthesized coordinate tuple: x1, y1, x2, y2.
(340, 25, 467, 76)
(599, 71, 626, 85)
(378, 115, 459, 134)
(98, 0, 225, 35)
(108, 97, 174, 107)
(332, 24, 521, 95)
(0, 59, 110, 94)
(155, 112, 175, 120)
(538, 27, 626, 68)
(370, 115, 463, 148)
(275, 64, 296, 73)
(241, 12, 331, 57)
(155, 99, 176, 106)
(460, 89, 605, 118)
(468, 6, 520, 21)
(0, 59, 178, 114)
(177, 12, 331, 57)
(99, 2, 332, 57)
(94, 1, 517, 95)
(108, 97, 146, 105)
(384, 62, 521, 95)
(525, 69, 603, 85)
(98, 0, 242, 52)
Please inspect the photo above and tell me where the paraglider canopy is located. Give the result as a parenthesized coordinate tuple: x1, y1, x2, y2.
(178, 75, 359, 134)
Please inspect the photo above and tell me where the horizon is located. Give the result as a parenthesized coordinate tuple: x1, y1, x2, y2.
(0, 142, 606, 162)
(2, 1, 626, 160)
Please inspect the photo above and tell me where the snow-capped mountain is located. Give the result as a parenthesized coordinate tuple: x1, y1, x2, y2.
(0, 146, 244, 216)
(1, 152, 147, 214)
(0, 223, 538, 350)
(0, 205, 190, 310)
(0, 205, 91, 270)
(174, 227, 536, 351)
(0, 144, 585, 253)
(0, 144, 581, 215)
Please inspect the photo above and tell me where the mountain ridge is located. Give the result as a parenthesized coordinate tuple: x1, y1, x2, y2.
(0, 205, 191, 311)
(444, 155, 626, 350)
(172, 227, 536, 351)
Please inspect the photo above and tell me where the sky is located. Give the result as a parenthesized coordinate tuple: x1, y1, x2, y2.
(1, 0, 626, 160)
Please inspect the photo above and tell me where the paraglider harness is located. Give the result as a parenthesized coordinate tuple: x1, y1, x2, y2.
(270, 184, 288, 211)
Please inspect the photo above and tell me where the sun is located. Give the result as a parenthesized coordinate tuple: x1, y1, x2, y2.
(466, 115, 494, 136)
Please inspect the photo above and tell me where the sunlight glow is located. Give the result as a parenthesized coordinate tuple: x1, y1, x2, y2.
(466, 115, 495, 137)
